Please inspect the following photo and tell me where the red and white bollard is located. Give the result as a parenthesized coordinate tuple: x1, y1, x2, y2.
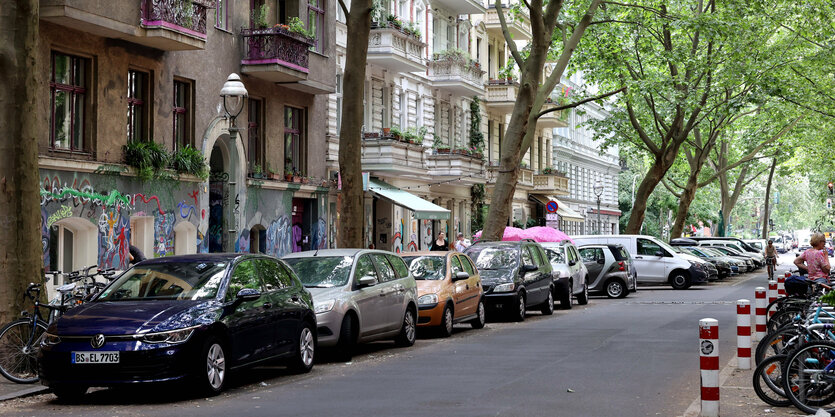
(767, 280, 777, 317)
(737, 299, 751, 370)
(754, 287, 767, 341)
(777, 275, 786, 297)
(700, 318, 720, 417)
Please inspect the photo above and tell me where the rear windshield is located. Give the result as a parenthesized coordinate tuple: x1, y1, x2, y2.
(403, 256, 446, 281)
(610, 246, 630, 261)
(466, 246, 519, 270)
(545, 248, 565, 264)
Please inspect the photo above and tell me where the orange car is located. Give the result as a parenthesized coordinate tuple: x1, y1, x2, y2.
(402, 251, 485, 337)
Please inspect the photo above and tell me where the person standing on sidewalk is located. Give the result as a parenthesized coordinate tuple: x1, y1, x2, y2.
(454, 233, 470, 252)
(794, 233, 831, 284)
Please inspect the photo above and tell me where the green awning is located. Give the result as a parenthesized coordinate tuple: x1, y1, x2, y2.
(368, 179, 450, 220)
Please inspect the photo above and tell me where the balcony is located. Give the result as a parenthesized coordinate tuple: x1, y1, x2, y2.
(40, 0, 213, 51)
(485, 5, 532, 41)
(484, 80, 519, 113)
(533, 172, 570, 196)
(361, 136, 427, 176)
(429, 52, 485, 96)
(537, 103, 569, 128)
(431, 0, 486, 15)
(241, 27, 329, 93)
(367, 23, 426, 73)
(487, 165, 533, 187)
(426, 151, 486, 183)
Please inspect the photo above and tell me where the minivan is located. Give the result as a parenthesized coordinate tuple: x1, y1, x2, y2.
(572, 235, 707, 289)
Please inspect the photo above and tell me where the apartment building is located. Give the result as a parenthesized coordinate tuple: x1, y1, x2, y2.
(37, 0, 336, 292)
(328, 0, 568, 251)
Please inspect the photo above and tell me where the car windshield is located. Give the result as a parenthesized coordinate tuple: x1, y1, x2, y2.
(96, 261, 227, 301)
(655, 239, 678, 254)
(545, 248, 565, 264)
(467, 246, 518, 270)
(403, 256, 446, 280)
(283, 256, 353, 288)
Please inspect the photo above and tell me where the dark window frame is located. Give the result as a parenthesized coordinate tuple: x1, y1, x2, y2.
(49, 51, 89, 152)
(248, 97, 265, 171)
(308, 0, 325, 53)
(173, 78, 194, 150)
(127, 69, 151, 143)
(284, 106, 306, 175)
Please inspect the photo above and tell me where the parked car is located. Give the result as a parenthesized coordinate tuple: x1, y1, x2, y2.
(39, 254, 317, 399)
(705, 246, 754, 272)
(283, 249, 418, 361)
(577, 244, 635, 298)
(540, 241, 590, 308)
(464, 240, 555, 321)
(696, 246, 747, 274)
(572, 235, 707, 289)
(402, 251, 485, 337)
(682, 246, 733, 279)
(689, 237, 764, 267)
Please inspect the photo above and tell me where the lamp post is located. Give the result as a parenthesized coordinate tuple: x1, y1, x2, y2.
(593, 180, 604, 235)
(220, 73, 248, 142)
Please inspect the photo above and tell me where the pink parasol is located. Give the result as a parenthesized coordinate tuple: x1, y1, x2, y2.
(473, 226, 572, 243)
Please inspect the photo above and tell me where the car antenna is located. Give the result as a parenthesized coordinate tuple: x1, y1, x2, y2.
(313, 247, 319, 257)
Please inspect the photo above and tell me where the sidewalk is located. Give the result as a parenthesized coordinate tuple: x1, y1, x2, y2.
(0, 379, 48, 402)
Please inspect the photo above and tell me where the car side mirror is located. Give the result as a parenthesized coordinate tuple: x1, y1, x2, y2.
(597, 258, 605, 264)
(236, 288, 261, 302)
(568, 260, 576, 266)
(655, 251, 665, 257)
(521, 264, 538, 273)
(358, 275, 378, 287)
(453, 271, 470, 281)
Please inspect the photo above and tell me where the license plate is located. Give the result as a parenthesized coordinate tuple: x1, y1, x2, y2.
(71, 351, 120, 364)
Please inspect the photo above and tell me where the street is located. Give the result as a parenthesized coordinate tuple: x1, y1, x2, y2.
(0, 259, 792, 417)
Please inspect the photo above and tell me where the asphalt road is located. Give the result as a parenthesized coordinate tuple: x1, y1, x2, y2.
(0, 255, 796, 417)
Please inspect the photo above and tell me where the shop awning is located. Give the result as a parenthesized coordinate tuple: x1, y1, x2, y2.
(368, 179, 450, 220)
(530, 195, 585, 222)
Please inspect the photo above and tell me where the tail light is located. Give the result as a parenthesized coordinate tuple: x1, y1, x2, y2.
(618, 261, 625, 271)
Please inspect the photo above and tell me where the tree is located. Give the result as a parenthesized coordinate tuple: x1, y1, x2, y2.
(336, 0, 373, 248)
(481, 0, 607, 241)
(0, 0, 44, 321)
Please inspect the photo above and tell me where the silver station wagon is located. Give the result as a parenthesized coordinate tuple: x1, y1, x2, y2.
(282, 249, 418, 361)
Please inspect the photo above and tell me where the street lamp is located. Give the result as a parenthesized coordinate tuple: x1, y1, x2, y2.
(220, 73, 248, 141)
(593, 180, 604, 235)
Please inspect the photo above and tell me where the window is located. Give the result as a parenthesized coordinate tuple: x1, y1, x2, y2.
(226, 260, 263, 302)
(215, 0, 229, 30)
(335, 73, 343, 133)
(173, 79, 193, 150)
(50, 52, 88, 151)
(127, 70, 149, 143)
(258, 259, 292, 291)
(460, 256, 476, 276)
(386, 254, 409, 278)
(450, 255, 464, 274)
(354, 255, 378, 283)
(521, 246, 534, 266)
(284, 106, 305, 175)
(248, 98, 264, 171)
(580, 247, 603, 263)
(308, 0, 325, 53)
(637, 238, 663, 257)
(498, 123, 504, 160)
(372, 254, 396, 282)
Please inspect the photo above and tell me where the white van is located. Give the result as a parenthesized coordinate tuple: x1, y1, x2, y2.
(572, 235, 706, 289)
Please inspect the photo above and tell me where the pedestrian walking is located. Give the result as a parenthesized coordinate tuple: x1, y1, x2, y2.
(430, 232, 449, 251)
(454, 232, 470, 252)
(129, 244, 146, 266)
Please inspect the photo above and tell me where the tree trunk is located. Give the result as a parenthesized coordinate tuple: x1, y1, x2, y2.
(336, 0, 372, 248)
(761, 157, 777, 239)
(670, 172, 700, 239)
(624, 160, 667, 234)
(0, 0, 44, 321)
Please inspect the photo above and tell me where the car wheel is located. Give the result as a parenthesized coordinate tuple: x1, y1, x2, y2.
(605, 279, 627, 299)
(470, 300, 486, 329)
(287, 322, 315, 373)
(51, 384, 87, 403)
(577, 280, 589, 305)
(395, 308, 416, 347)
(335, 315, 355, 362)
(559, 281, 572, 310)
(540, 287, 554, 315)
(508, 292, 526, 322)
(198, 337, 227, 396)
(669, 271, 691, 290)
(439, 304, 454, 337)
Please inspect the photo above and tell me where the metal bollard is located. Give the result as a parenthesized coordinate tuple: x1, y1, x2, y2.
(767, 280, 777, 317)
(754, 287, 767, 341)
(777, 275, 786, 297)
(736, 299, 751, 370)
(700, 318, 720, 417)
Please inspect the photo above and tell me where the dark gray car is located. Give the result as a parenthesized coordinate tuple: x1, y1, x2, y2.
(578, 244, 635, 298)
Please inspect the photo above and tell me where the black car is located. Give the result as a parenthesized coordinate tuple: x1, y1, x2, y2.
(464, 241, 554, 321)
(681, 247, 732, 279)
(39, 254, 316, 399)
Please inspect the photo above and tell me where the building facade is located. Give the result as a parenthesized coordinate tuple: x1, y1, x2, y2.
(552, 73, 621, 235)
(37, 0, 336, 294)
(328, 0, 569, 252)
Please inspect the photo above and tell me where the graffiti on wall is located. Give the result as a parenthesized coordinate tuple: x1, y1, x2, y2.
(311, 217, 327, 250)
(154, 213, 175, 257)
(421, 219, 433, 251)
(265, 215, 292, 257)
(97, 209, 130, 269)
(408, 219, 418, 251)
(235, 230, 250, 253)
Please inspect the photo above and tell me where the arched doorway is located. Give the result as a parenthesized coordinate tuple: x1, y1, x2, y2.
(208, 135, 242, 253)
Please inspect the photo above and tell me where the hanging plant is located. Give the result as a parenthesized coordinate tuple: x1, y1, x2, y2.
(171, 145, 209, 180)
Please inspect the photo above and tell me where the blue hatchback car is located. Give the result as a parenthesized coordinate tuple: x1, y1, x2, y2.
(38, 254, 316, 399)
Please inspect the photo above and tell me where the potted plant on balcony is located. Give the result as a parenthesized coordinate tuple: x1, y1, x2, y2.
(541, 167, 555, 175)
(251, 4, 270, 29)
(293, 169, 302, 183)
(250, 163, 264, 179)
(284, 168, 294, 182)
(382, 126, 391, 136)
(386, 14, 402, 29)
(287, 16, 315, 41)
(433, 134, 450, 154)
(390, 125, 403, 141)
(301, 176, 309, 185)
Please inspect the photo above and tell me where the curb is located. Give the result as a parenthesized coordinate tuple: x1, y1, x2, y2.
(680, 355, 738, 417)
(0, 386, 49, 402)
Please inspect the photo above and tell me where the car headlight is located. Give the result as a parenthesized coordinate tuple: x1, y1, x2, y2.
(493, 282, 515, 293)
(140, 327, 196, 345)
(418, 294, 438, 305)
(42, 332, 61, 346)
(314, 299, 335, 314)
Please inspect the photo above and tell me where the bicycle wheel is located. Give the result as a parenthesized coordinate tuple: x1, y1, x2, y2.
(782, 340, 835, 414)
(767, 310, 802, 336)
(753, 354, 791, 407)
(756, 324, 804, 365)
(0, 319, 48, 383)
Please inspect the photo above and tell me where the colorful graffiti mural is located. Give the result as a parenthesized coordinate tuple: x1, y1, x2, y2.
(265, 216, 292, 257)
(97, 209, 130, 269)
(154, 213, 175, 257)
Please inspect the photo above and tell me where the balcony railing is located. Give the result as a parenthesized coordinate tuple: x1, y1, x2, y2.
(426, 151, 486, 181)
(361, 136, 427, 175)
(537, 103, 568, 128)
(429, 53, 485, 96)
(485, 80, 519, 113)
(242, 27, 313, 72)
(533, 173, 570, 195)
(368, 23, 426, 72)
(488, 165, 534, 187)
(141, 0, 213, 39)
(485, 5, 532, 40)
